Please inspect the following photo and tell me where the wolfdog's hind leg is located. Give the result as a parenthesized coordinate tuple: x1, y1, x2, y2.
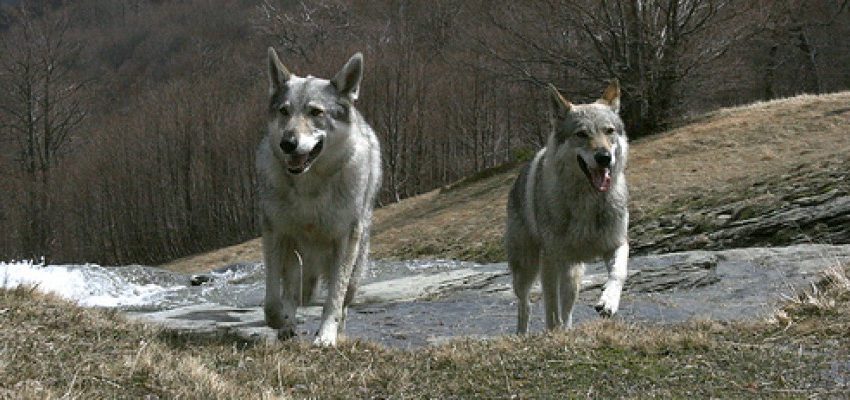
(559, 262, 585, 328)
(508, 228, 540, 334)
(298, 271, 319, 306)
(339, 239, 368, 334)
(541, 257, 563, 330)
(510, 255, 538, 334)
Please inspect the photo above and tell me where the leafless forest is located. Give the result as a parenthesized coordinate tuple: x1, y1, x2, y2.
(1, 0, 847, 265)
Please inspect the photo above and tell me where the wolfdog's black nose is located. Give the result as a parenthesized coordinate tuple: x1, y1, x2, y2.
(280, 136, 298, 154)
(594, 150, 612, 167)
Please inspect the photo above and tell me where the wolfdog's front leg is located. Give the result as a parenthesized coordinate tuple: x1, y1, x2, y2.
(314, 224, 363, 347)
(541, 255, 563, 330)
(263, 232, 299, 339)
(340, 228, 369, 334)
(595, 243, 628, 317)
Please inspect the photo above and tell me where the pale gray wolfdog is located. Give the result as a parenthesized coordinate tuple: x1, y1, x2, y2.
(506, 80, 629, 333)
(257, 48, 381, 347)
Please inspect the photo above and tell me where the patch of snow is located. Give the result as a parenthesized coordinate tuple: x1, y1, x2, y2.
(0, 260, 183, 308)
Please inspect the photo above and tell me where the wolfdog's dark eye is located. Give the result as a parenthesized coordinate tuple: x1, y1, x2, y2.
(576, 130, 589, 139)
(605, 127, 615, 135)
(279, 107, 290, 116)
(309, 108, 324, 117)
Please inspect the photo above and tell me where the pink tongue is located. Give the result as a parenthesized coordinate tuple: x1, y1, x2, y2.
(590, 168, 611, 192)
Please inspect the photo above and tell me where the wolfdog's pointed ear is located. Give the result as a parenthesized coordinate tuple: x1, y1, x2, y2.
(332, 52, 364, 101)
(599, 78, 621, 113)
(268, 47, 291, 95)
(547, 83, 572, 119)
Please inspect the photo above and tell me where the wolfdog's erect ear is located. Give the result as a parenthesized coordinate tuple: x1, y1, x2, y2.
(267, 47, 291, 95)
(332, 53, 364, 101)
(599, 78, 621, 113)
(547, 83, 572, 120)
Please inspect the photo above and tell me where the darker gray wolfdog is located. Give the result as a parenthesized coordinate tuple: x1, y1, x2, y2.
(257, 48, 381, 346)
(506, 80, 629, 333)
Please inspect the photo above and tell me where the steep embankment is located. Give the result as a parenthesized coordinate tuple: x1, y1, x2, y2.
(163, 92, 850, 273)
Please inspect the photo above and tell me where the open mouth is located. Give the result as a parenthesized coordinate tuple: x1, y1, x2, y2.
(577, 156, 611, 192)
(286, 138, 324, 174)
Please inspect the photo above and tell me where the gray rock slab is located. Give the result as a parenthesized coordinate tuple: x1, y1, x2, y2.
(125, 244, 850, 348)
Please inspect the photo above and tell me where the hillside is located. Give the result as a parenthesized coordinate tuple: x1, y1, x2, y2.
(163, 92, 850, 273)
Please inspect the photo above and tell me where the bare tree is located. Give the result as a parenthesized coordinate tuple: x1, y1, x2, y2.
(480, 0, 759, 136)
(0, 5, 87, 259)
(760, 0, 849, 97)
(252, 0, 353, 66)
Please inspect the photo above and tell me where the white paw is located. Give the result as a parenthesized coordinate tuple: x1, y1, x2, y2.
(313, 332, 337, 347)
(594, 282, 622, 317)
(313, 321, 339, 347)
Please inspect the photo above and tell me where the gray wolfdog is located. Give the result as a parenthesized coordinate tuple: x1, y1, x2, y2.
(506, 80, 629, 333)
(257, 48, 381, 346)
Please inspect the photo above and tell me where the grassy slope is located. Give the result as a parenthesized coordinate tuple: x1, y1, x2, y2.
(2, 264, 848, 398)
(163, 91, 850, 273)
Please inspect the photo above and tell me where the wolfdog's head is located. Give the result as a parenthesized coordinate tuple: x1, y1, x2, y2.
(266, 48, 364, 175)
(547, 80, 628, 192)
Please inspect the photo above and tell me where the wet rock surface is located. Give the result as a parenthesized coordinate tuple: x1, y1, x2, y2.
(126, 244, 850, 348)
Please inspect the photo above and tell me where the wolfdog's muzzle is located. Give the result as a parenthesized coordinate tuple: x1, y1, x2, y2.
(577, 151, 612, 192)
(282, 137, 324, 174)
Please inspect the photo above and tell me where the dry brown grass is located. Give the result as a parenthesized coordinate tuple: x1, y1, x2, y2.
(630, 93, 850, 215)
(162, 91, 850, 272)
(163, 239, 263, 274)
(772, 262, 850, 331)
(4, 263, 849, 398)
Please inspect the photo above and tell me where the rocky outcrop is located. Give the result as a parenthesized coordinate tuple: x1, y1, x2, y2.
(631, 162, 849, 255)
(127, 244, 850, 348)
